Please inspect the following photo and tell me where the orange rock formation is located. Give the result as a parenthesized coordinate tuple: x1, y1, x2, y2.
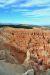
(0, 27, 50, 70)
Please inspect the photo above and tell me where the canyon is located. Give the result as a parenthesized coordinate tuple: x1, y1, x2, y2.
(0, 27, 50, 75)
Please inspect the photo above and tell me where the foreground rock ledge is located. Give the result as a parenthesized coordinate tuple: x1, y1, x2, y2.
(0, 27, 50, 74)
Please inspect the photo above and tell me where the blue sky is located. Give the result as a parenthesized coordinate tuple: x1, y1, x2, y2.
(0, 0, 50, 25)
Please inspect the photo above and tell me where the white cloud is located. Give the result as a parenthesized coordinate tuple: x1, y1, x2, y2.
(0, 0, 16, 7)
(0, 4, 4, 7)
(11, 4, 18, 7)
(6, 0, 16, 5)
(19, 0, 50, 7)
(13, 9, 30, 12)
(0, 0, 50, 8)
(22, 8, 50, 17)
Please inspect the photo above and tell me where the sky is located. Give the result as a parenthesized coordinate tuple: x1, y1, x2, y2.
(0, 0, 50, 25)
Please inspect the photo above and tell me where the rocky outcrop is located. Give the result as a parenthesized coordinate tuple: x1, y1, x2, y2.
(0, 27, 50, 72)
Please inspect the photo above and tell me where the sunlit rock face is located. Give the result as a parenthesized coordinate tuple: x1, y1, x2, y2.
(0, 27, 50, 70)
